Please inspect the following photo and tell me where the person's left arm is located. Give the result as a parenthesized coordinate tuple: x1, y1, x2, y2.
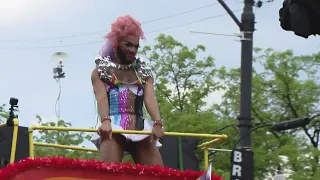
(143, 77, 161, 121)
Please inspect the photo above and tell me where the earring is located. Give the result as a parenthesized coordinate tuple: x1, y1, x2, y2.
(113, 43, 118, 58)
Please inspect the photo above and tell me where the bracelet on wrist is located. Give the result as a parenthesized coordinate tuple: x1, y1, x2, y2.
(101, 116, 111, 123)
(153, 119, 163, 127)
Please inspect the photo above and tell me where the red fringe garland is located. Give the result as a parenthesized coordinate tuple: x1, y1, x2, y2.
(0, 157, 223, 180)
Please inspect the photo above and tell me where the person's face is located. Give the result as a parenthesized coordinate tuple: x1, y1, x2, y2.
(118, 35, 140, 62)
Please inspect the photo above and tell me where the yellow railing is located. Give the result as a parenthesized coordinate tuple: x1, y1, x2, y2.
(4, 118, 228, 170)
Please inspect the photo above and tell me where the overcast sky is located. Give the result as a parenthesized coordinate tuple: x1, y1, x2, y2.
(0, 0, 318, 147)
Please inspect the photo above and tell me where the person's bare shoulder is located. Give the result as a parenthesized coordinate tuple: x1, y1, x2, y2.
(91, 68, 100, 83)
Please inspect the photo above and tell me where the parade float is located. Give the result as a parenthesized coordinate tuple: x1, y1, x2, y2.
(0, 117, 227, 180)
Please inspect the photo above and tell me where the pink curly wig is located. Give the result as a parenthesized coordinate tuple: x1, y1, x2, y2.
(105, 15, 145, 43)
(99, 15, 145, 59)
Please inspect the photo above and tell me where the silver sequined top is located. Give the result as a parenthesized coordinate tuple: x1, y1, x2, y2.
(95, 56, 153, 84)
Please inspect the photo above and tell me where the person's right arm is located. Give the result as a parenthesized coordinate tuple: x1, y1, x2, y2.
(91, 69, 110, 120)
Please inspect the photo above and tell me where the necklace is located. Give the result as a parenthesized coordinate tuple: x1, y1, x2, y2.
(98, 56, 137, 70)
(115, 63, 133, 70)
(114, 60, 137, 70)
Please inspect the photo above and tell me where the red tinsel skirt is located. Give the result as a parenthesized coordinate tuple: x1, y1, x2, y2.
(0, 157, 223, 180)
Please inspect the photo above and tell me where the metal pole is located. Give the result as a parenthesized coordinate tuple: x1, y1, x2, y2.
(274, 175, 286, 180)
(216, 0, 255, 179)
(238, 0, 254, 148)
(208, 148, 232, 152)
(192, 0, 255, 179)
(232, 0, 255, 179)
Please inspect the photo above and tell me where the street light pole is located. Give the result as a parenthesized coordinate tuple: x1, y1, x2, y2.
(192, 1, 256, 179)
(216, 0, 255, 179)
(232, 0, 255, 179)
(238, 2, 255, 149)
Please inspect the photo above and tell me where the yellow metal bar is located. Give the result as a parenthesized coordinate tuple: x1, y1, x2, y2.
(29, 126, 228, 139)
(28, 129, 34, 158)
(9, 118, 19, 163)
(197, 138, 224, 148)
(203, 147, 209, 170)
(27, 125, 228, 171)
(34, 142, 98, 152)
(0, 123, 6, 127)
(198, 138, 228, 170)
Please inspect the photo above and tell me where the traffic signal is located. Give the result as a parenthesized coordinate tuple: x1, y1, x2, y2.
(279, 0, 320, 38)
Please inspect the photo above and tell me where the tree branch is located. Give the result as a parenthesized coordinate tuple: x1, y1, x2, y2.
(169, 54, 183, 111)
(303, 126, 318, 148)
(155, 85, 180, 111)
(252, 107, 282, 143)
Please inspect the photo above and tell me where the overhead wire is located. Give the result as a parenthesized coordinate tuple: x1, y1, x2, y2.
(0, 8, 242, 50)
(0, 2, 219, 42)
(143, 9, 242, 34)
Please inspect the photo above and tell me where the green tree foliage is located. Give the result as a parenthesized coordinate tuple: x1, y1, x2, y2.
(215, 48, 320, 179)
(33, 115, 99, 160)
(0, 104, 8, 123)
(33, 116, 134, 163)
(142, 34, 320, 179)
(140, 34, 221, 133)
(140, 34, 232, 177)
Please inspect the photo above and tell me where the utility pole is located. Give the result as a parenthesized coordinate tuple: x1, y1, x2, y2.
(215, 0, 255, 179)
(234, 0, 255, 179)
(191, 1, 255, 179)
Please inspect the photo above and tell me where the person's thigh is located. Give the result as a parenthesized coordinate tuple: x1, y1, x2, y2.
(131, 137, 163, 166)
(99, 134, 125, 163)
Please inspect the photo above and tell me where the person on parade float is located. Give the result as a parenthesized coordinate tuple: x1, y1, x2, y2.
(91, 14, 164, 166)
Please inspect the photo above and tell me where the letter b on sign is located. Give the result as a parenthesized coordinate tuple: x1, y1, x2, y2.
(230, 149, 254, 180)
(234, 151, 242, 163)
